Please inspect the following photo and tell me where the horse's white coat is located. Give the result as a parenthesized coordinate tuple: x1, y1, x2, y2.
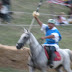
(16, 29, 72, 72)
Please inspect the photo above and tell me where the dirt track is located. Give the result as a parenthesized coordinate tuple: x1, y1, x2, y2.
(0, 44, 66, 72)
(0, 44, 30, 69)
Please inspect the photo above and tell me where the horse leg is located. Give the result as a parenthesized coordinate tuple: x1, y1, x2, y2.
(55, 66, 64, 72)
(28, 57, 35, 72)
(29, 66, 35, 72)
(41, 68, 47, 72)
(63, 58, 72, 72)
(63, 63, 72, 72)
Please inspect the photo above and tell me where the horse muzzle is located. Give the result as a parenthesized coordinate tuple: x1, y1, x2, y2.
(16, 43, 24, 49)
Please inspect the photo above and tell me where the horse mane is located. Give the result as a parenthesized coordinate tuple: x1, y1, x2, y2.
(29, 32, 43, 57)
(30, 33, 40, 45)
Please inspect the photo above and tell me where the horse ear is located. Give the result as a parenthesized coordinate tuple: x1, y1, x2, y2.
(28, 29, 30, 33)
(24, 28, 28, 33)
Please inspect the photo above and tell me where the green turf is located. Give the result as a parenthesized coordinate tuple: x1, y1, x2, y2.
(0, 25, 72, 49)
(0, 67, 28, 72)
(10, 0, 70, 24)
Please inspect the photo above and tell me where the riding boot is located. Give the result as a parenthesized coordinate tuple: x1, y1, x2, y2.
(49, 53, 54, 68)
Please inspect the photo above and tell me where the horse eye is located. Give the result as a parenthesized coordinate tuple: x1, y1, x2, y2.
(24, 37, 27, 39)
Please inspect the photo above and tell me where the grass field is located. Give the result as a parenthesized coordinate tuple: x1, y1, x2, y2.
(11, 0, 70, 24)
(0, 0, 72, 72)
(0, 68, 28, 72)
(0, 25, 72, 49)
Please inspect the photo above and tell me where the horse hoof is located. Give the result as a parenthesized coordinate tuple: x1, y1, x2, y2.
(49, 64, 54, 68)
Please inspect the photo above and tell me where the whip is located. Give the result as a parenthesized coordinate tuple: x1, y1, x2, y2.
(29, 0, 43, 31)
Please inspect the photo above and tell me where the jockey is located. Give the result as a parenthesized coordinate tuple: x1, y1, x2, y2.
(33, 11, 62, 67)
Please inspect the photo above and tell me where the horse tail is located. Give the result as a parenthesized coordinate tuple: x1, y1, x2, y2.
(64, 49, 72, 61)
(69, 50, 72, 61)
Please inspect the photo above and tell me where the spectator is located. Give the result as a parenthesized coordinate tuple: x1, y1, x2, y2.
(58, 12, 68, 25)
(1, 0, 11, 10)
(1, 0, 13, 21)
(56, 16, 64, 25)
(68, 13, 72, 24)
(63, 0, 72, 7)
(63, 0, 71, 4)
(0, 2, 10, 23)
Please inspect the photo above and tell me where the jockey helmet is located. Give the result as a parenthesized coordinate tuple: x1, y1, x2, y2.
(48, 19, 55, 24)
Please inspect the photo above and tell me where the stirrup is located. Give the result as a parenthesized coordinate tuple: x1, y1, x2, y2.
(49, 63, 54, 68)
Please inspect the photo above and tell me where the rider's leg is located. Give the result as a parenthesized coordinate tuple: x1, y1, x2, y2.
(49, 46, 56, 67)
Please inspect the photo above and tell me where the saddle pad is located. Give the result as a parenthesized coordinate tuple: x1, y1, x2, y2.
(54, 51, 61, 61)
(44, 48, 61, 61)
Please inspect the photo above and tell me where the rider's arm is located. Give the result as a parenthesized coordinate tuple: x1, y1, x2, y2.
(51, 33, 59, 42)
(34, 16, 42, 27)
(42, 33, 59, 42)
(42, 35, 55, 39)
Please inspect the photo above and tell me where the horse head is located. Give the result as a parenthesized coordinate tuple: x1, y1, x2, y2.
(16, 28, 30, 49)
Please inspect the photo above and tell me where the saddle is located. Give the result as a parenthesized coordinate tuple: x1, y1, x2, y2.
(44, 46, 61, 61)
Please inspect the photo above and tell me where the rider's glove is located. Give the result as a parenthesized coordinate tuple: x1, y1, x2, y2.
(32, 11, 40, 17)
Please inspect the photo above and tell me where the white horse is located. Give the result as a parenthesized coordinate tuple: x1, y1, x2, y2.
(16, 28, 72, 72)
